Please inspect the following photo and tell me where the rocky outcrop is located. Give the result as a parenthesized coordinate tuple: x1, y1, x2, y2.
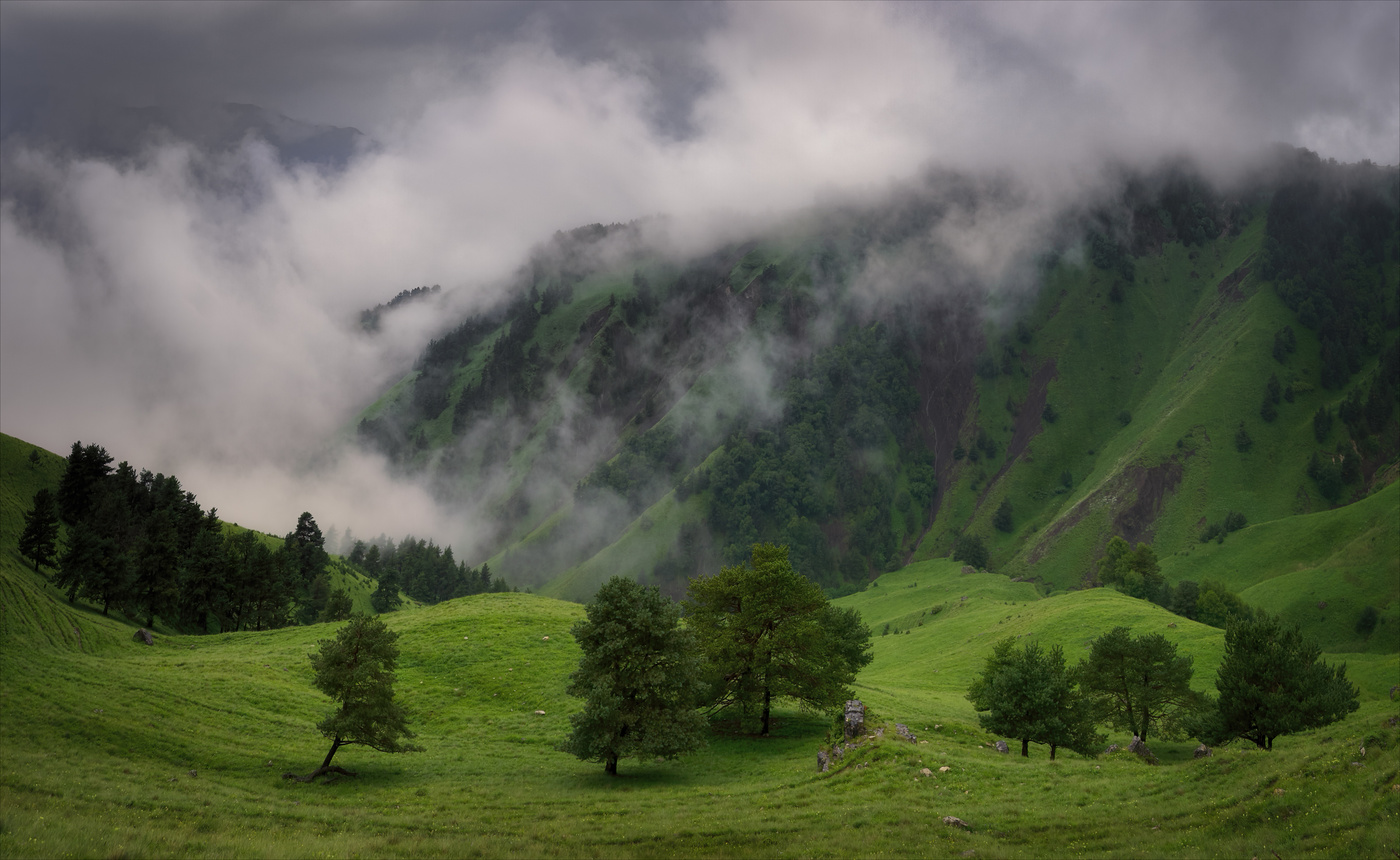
(895, 724, 917, 743)
(133, 628, 153, 645)
(844, 700, 865, 739)
(1193, 744, 1212, 759)
(1128, 735, 1159, 765)
(994, 740, 1009, 753)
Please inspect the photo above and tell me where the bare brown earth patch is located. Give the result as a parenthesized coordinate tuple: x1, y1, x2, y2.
(978, 358, 1058, 507)
(1111, 459, 1185, 546)
(1027, 458, 1185, 565)
(1214, 254, 1255, 303)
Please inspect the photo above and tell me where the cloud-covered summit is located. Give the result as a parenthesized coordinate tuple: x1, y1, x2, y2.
(1, 1, 1395, 545)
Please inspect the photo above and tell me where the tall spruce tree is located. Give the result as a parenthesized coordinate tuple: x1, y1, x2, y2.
(18, 488, 60, 573)
(558, 577, 707, 775)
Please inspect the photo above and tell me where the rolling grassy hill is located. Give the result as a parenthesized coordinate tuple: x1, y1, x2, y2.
(2, 443, 1398, 857)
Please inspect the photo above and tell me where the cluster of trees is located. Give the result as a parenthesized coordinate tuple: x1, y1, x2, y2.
(358, 284, 441, 333)
(348, 536, 503, 612)
(1261, 150, 1397, 391)
(1306, 342, 1398, 504)
(969, 618, 1357, 758)
(559, 544, 872, 774)
(19, 442, 338, 632)
(702, 322, 934, 586)
(1095, 536, 1255, 628)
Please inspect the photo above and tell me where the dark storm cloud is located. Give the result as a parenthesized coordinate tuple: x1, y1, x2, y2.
(0, 0, 724, 140)
(0, 0, 1395, 546)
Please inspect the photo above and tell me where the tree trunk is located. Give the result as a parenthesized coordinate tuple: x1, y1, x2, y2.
(1021, 738, 1029, 757)
(1050, 744, 1057, 760)
(760, 686, 772, 737)
(1266, 735, 1274, 751)
(605, 753, 618, 776)
(321, 735, 343, 770)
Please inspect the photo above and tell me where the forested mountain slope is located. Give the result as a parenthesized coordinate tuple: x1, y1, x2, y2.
(352, 149, 1399, 629)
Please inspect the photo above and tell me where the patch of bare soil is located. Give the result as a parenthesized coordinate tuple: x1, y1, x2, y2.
(1027, 458, 1185, 565)
(1112, 459, 1185, 546)
(978, 358, 1058, 506)
(1214, 254, 1255, 303)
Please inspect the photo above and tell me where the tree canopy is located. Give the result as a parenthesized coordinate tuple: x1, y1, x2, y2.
(18, 488, 60, 573)
(300, 614, 421, 780)
(1077, 627, 1206, 744)
(967, 637, 1101, 759)
(685, 544, 872, 736)
(558, 577, 707, 775)
(1096, 537, 1163, 601)
(1199, 613, 1359, 750)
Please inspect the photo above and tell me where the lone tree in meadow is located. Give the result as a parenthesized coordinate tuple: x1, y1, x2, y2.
(685, 544, 872, 736)
(1076, 627, 1207, 744)
(287, 614, 421, 782)
(19, 488, 61, 573)
(1197, 613, 1358, 750)
(558, 576, 708, 775)
(967, 637, 1102, 759)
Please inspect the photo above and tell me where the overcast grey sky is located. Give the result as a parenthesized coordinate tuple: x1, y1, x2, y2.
(1, 0, 1396, 544)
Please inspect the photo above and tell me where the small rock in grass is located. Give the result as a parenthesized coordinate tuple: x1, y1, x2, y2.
(1193, 744, 1212, 758)
(943, 816, 971, 830)
(188, 770, 197, 778)
(534, 710, 546, 715)
(1273, 788, 1284, 795)
(994, 740, 1009, 753)
(939, 766, 951, 773)
(1128, 736, 1159, 765)
(920, 768, 933, 776)
(818, 751, 830, 772)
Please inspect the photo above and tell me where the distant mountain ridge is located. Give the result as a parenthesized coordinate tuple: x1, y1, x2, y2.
(5, 101, 371, 170)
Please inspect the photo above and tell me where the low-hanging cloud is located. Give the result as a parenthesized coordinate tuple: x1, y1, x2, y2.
(1, 1, 1395, 549)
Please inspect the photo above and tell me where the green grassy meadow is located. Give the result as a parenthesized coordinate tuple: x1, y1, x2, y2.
(4, 496, 1399, 858)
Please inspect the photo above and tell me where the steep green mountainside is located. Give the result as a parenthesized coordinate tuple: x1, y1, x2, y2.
(353, 151, 1398, 630)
